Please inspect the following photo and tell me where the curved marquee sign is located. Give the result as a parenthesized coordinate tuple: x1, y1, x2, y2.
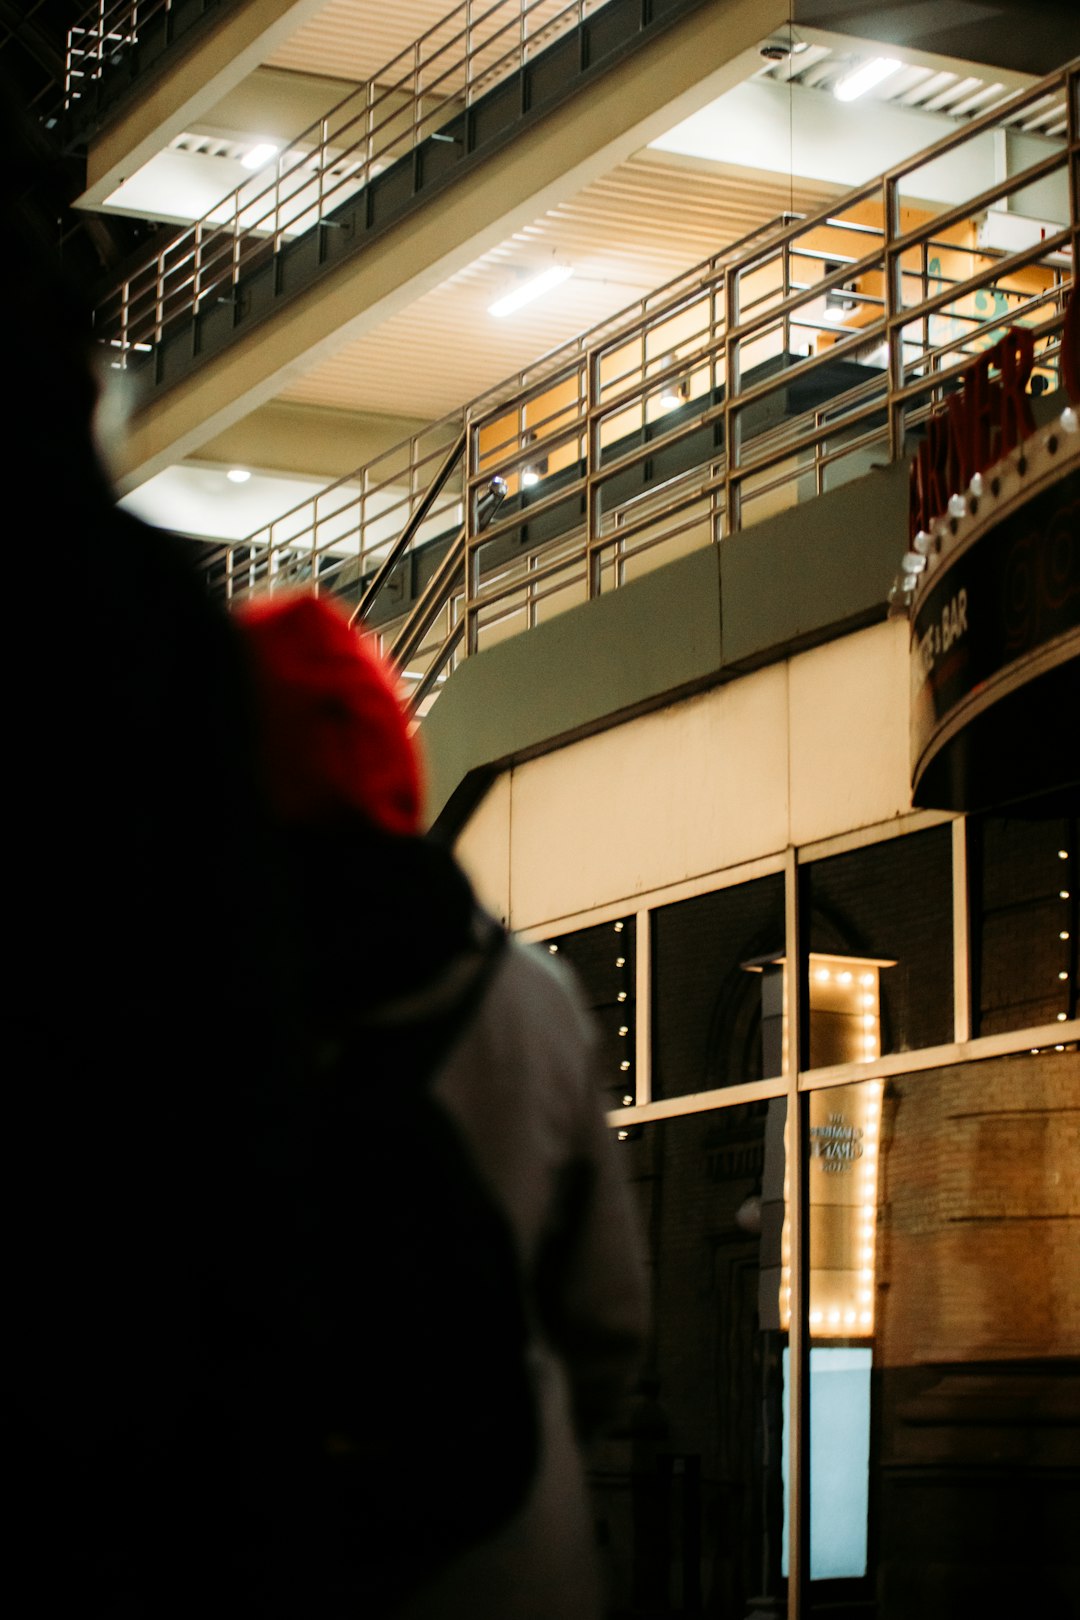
(909, 286, 1080, 812)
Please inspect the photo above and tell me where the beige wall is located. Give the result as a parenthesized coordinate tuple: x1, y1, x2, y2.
(453, 618, 912, 931)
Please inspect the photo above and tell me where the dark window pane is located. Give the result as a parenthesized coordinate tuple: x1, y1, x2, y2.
(591, 1102, 788, 1615)
(805, 827, 953, 1061)
(546, 916, 635, 1105)
(652, 875, 786, 1098)
(970, 798, 1079, 1036)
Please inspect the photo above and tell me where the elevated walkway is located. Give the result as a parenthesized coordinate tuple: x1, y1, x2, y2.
(201, 56, 1076, 653)
(97, 0, 781, 487)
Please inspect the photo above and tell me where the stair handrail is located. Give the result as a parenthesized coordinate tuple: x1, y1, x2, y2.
(349, 428, 466, 628)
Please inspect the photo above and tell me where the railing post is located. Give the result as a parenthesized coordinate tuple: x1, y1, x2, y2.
(193, 220, 202, 314)
(1068, 63, 1080, 268)
(119, 276, 130, 368)
(465, 407, 479, 655)
(884, 173, 905, 462)
(586, 345, 602, 597)
(724, 261, 742, 536)
(317, 116, 328, 226)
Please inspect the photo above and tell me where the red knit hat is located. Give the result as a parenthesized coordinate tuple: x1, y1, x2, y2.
(237, 593, 422, 835)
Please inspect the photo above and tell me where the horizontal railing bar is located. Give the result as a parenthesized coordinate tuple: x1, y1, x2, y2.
(890, 231, 1072, 330)
(888, 150, 1070, 259)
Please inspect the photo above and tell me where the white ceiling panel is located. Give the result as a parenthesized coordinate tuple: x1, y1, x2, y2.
(276, 154, 841, 419)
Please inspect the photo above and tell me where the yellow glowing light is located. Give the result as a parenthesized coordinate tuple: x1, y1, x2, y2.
(860, 972, 874, 986)
(860, 1310, 872, 1325)
(614, 921, 624, 932)
(620, 1059, 631, 1070)
(617, 991, 627, 1002)
(815, 968, 831, 982)
(615, 956, 626, 967)
(838, 971, 853, 985)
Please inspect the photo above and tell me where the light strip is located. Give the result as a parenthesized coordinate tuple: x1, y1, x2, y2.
(834, 57, 901, 102)
(489, 265, 573, 319)
(241, 141, 279, 171)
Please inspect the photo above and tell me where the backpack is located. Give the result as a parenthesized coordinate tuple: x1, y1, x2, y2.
(253, 911, 539, 1615)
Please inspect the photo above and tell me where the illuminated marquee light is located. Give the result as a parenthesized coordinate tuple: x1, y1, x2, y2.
(775, 954, 890, 1339)
(908, 280, 1080, 549)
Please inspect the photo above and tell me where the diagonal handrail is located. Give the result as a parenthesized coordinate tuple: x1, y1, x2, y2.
(349, 429, 466, 628)
(387, 474, 508, 674)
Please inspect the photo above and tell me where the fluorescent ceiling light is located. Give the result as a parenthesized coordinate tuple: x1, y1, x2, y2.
(489, 265, 573, 319)
(834, 57, 901, 102)
(241, 141, 279, 171)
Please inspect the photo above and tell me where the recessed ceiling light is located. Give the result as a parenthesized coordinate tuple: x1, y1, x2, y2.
(834, 57, 902, 102)
(489, 265, 573, 319)
(241, 142, 279, 171)
(226, 467, 251, 484)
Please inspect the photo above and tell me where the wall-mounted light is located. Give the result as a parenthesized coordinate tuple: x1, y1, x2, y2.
(834, 57, 901, 102)
(659, 377, 690, 409)
(489, 264, 573, 319)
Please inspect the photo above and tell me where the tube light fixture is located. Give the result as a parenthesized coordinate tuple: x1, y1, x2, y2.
(834, 57, 901, 102)
(489, 264, 573, 319)
(241, 142, 280, 171)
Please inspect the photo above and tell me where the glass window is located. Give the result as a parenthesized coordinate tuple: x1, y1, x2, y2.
(804, 826, 953, 1062)
(969, 799, 1079, 1036)
(805, 1053, 1079, 1616)
(652, 874, 786, 1098)
(545, 915, 635, 1106)
(590, 1101, 788, 1616)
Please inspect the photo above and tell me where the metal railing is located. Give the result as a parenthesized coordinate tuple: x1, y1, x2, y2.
(66, 0, 166, 106)
(205, 57, 1077, 718)
(93, 0, 612, 357)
